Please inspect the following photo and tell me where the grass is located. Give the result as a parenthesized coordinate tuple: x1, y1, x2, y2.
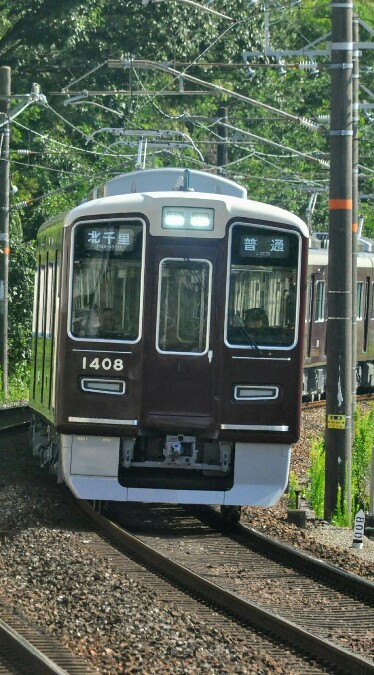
(287, 470, 302, 509)
(0, 363, 30, 404)
(307, 404, 374, 525)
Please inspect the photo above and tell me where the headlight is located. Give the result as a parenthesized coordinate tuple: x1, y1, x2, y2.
(162, 207, 214, 230)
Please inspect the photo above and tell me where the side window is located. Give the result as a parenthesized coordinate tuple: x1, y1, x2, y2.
(314, 280, 326, 322)
(37, 265, 46, 337)
(45, 263, 54, 338)
(157, 258, 211, 354)
(306, 280, 313, 322)
(32, 267, 39, 337)
(357, 281, 364, 320)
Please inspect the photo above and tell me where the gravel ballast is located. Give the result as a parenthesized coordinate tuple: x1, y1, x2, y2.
(1, 405, 374, 673)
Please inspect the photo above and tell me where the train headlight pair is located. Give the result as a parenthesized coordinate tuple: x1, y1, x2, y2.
(162, 207, 214, 230)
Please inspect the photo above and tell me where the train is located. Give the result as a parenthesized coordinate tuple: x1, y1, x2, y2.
(28, 167, 373, 518)
(304, 236, 374, 401)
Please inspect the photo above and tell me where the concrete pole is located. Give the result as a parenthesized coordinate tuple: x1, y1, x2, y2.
(0, 66, 10, 397)
(325, 1, 353, 522)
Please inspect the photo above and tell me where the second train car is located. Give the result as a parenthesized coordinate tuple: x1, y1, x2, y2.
(29, 167, 309, 511)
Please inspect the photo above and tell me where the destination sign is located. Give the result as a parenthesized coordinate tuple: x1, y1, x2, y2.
(240, 234, 289, 259)
(83, 225, 135, 252)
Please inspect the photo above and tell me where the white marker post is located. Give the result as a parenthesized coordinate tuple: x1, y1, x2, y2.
(352, 509, 365, 549)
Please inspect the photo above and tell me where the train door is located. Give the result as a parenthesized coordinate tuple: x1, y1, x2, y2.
(141, 243, 217, 428)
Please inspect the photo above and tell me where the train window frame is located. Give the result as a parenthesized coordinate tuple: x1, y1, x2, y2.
(224, 221, 302, 351)
(314, 280, 326, 322)
(68, 217, 146, 343)
(31, 266, 39, 338)
(306, 280, 313, 323)
(156, 257, 212, 356)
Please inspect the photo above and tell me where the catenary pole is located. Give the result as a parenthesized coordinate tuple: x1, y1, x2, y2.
(351, 15, 359, 438)
(325, 1, 353, 521)
(347, 16, 360, 504)
(0, 66, 10, 397)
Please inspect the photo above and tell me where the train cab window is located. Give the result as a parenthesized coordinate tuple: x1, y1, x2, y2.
(157, 258, 211, 354)
(225, 223, 300, 348)
(314, 280, 326, 322)
(70, 219, 144, 341)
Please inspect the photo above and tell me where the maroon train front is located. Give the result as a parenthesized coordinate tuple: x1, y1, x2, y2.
(29, 167, 311, 518)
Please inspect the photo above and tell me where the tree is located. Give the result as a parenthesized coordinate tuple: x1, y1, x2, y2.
(0, 0, 372, 370)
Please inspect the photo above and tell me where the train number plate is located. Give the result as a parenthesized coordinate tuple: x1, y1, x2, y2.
(82, 356, 124, 372)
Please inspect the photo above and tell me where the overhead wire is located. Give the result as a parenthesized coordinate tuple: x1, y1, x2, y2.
(190, 118, 328, 188)
(129, 20, 240, 120)
(11, 157, 137, 210)
(12, 119, 134, 160)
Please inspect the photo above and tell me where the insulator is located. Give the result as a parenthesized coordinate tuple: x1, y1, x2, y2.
(299, 60, 319, 71)
(299, 117, 321, 131)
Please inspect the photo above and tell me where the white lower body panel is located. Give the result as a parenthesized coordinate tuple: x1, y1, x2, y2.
(60, 435, 291, 507)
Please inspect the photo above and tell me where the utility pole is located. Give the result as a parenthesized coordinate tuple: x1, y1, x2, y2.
(217, 106, 228, 173)
(351, 16, 359, 423)
(0, 66, 10, 397)
(325, 2, 353, 521)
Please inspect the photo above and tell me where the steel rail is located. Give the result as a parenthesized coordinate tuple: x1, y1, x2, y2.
(0, 619, 69, 675)
(195, 506, 374, 600)
(78, 500, 374, 675)
(239, 520, 374, 599)
(0, 404, 31, 432)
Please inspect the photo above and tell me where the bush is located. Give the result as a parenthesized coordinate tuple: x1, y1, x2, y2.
(307, 405, 374, 524)
(307, 437, 325, 519)
(0, 363, 30, 403)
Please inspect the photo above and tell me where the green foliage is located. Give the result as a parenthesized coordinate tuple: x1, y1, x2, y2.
(352, 405, 374, 515)
(287, 470, 301, 509)
(0, 363, 30, 403)
(307, 405, 374, 524)
(0, 0, 371, 236)
(307, 437, 325, 519)
(0, 0, 372, 377)
(331, 485, 350, 527)
(8, 235, 35, 366)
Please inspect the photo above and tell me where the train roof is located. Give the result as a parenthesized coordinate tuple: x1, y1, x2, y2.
(308, 245, 374, 268)
(37, 168, 308, 237)
(62, 190, 308, 235)
(311, 231, 374, 253)
(88, 168, 247, 200)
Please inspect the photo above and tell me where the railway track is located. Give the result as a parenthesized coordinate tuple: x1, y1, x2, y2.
(0, 603, 93, 675)
(1, 404, 374, 672)
(77, 500, 374, 674)
(303, 392, 374, 408)
(0, 412, 95, 675)
(0, 406, 31, 433)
